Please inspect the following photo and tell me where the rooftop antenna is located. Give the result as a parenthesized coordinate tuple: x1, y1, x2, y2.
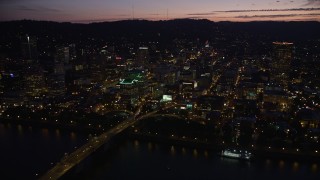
(132, 1, 135, 20)
(167, 8, 169, 21)
(166, 9, 168, 20)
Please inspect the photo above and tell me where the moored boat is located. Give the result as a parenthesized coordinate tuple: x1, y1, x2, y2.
(221, 148, 252, 160)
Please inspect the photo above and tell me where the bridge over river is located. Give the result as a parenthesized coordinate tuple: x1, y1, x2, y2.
(40, 103, 176, 180)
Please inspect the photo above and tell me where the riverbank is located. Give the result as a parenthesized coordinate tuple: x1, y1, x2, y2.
(127, 130, 320, 162)
(0, 117, 105, 134)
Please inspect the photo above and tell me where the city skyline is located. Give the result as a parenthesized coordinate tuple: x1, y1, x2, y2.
(0, 0, 320, 23)
(1, 11, 320, 179)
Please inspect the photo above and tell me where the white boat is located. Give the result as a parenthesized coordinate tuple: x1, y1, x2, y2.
(221, 149, 252, 160)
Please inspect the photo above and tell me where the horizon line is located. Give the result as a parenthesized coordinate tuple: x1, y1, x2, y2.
(1, 18, 320, 24)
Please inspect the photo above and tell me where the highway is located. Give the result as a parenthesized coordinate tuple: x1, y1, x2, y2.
(39, 102, 177, 180)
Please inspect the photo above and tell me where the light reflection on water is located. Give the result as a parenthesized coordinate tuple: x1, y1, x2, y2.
(182, 147, 186, 155)
(170, 145, 175, 155)
(0, 122, 88, 179)
(1, 119, 320, 180)
(41, 128, 49, 138)
(279, 160, 285, 169)
(220, 156, 242, 164)
(55, 129, 60, 138)
(292, 161, 299, 172)
(133, 139, 139, 151)
(78, 139, 320, 180)
(17, 124, 23, 134)
(148, 142, 152, 151)
(204, 150, 209, 158)
(265, 159, 271, 167)
(311, 163, 318, 173)
(70, 131, 76, 140)
(193, 149, 198, 158)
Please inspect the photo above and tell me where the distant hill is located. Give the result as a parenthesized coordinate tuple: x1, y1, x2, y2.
(0, 19, 319, 44)
(217, 21, 320, 41)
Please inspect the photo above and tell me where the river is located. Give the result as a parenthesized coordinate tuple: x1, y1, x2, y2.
(0, 122, 319, 180)
(71, 139, 320, 180)
(0, 122, 90, 179)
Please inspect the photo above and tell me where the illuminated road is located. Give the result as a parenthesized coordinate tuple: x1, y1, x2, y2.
(40, 103, 177, 180)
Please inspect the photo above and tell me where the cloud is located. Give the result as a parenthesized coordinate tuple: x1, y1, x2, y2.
(0, 0, 33, 4)
(16, 5, 37, 11)
(304, 0, 320, 6)
(187, 12, 215, 16)
(74, 17, 168, 23)
(234, 13, 320, 18)
(215, 7, 320, 13)
(16, 5, 61, 12)
(114, 14, 131, 17)
(183, 16, 209, 19)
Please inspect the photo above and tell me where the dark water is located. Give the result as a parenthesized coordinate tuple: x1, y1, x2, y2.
(0, 122, 89, 179)
(1, 122, 320, 180)
(75, 139, 320, 180)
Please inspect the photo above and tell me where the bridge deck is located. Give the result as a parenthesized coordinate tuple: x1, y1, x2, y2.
(39, 118, 136, 180)
(39, 103, 176, 180)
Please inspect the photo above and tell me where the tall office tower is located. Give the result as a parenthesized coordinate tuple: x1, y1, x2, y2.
(69, 44, 77, 62)
(271, 42, 293, 89)
(136, 47, 149, 67)
(47, 47, 68, 97)
(24, 66, 46, 98)
(56, 46, 70, 64)
(21, 35, 38, 64)
(48, 61, 65, 97)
